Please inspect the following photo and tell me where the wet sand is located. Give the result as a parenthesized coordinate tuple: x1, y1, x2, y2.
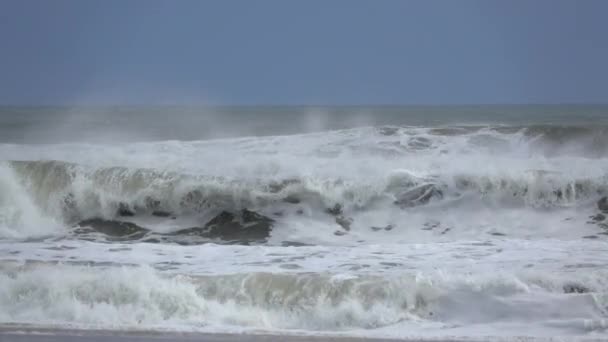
(0, 327, 415, 342)
(3, 328, 608, 342)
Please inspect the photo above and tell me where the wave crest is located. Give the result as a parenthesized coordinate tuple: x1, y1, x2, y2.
(5, 160, 608, 218)
(1, 160, 607, 239)
(2, 263, 605, 331)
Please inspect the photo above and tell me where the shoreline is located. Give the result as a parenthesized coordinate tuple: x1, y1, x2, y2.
(0, 331, 420, 342)
(0, 326, 461, 342)
(2, 327, 606, 342)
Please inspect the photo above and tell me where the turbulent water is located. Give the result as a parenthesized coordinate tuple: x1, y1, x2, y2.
(1, 105, 608, 340)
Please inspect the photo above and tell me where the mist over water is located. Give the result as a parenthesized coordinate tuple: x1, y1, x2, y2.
(1, 105, 608, 339)
(2, 105, 608, 143)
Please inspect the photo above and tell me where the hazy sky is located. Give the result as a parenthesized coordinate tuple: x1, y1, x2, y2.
(0, 0, 607, 105)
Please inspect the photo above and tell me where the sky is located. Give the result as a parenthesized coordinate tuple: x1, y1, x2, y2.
(0, 0, 607, 105)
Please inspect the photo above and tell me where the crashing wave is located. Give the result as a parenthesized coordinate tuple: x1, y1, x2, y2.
(1, 263, 605, 332)
(4, 160, 608, 218)
(1, 159, 607, 240)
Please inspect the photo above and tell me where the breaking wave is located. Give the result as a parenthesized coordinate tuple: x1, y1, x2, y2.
(5, 160, 608, 215)
(2, 123, 608, 240)
(1, 263, 606, 332)
(1, 159, 608, 239)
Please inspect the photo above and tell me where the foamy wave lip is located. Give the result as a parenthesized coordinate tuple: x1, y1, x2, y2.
(1, 123, 607, 241)
(0, 164, 63, 239)
(1, 263, 606, 334)
(1, 158, 607, 241)
(6, 160, 608, 219)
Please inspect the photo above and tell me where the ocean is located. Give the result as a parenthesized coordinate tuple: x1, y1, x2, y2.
(1, 105, 608, 340)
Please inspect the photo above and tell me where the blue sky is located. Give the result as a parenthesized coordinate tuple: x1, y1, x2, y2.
(0, 0, 607, 105)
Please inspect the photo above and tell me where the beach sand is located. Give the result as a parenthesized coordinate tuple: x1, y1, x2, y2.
(0, 327, 416, 342)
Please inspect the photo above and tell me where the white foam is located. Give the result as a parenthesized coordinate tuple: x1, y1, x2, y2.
(0, 156, 604, 242)
(0, 165, 62, 238)
(1, 125, 608, 339)
(0, 260, 606, 337)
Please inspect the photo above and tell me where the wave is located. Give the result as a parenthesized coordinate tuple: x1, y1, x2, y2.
(518, 125, 608, 158)
(1, 263, 606, 333)
(1, 159, 608, 239)
(0, 164, 62, 239)
(375, 124, 608, 158)
(7, 159, 608, 214)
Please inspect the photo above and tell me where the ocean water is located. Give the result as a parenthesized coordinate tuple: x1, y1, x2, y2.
(1, 105, 608, 340)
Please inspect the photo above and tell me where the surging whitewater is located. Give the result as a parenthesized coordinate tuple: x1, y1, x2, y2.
(1, 123, 608, 340)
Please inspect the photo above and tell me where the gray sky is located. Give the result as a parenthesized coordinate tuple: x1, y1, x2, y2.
(0, 0, 607, 105)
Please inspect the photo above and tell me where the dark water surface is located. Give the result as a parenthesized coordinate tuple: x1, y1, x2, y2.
(1, 105, 607, 143)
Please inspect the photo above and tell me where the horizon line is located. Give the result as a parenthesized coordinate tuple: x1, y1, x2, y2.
(1, 103, 608, 108)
